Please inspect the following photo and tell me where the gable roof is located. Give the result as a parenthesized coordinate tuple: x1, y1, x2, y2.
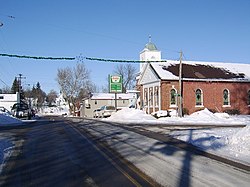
(150, 60, 250, 82)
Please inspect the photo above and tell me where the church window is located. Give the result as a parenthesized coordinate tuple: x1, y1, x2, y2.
(223, 89, 230, 106)
(154, 86, 159, 107)
(149, 87, 153, 106)
(170, 89, 177, 105)
(195, 89, 203, 106)
(144, 88, 148, 106)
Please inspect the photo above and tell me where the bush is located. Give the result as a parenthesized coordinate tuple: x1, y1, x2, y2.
(183, 108, 189, 115)
(223, 109, 240, 115)
(207, 108, 217, 113)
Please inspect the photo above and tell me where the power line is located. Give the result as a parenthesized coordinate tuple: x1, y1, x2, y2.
(0, 77, 9, 88)
(0, 53, 75, 60)
(0, 53, 169, 63)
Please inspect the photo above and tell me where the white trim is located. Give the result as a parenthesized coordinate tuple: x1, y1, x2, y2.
(195, 105, 204, 108)
(222, 105, 231, 108)
(170, 104, 177, 108)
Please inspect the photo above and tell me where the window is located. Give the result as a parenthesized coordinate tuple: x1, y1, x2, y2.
(149, 87, 153, 106)
(144, 88, 148, 106)
(154, 86, 159, 107)
(247, 90, 250, 105)
(223, 89, 230, 106)
(170, 89, 177, 106)
(95, 100, 97, 105)
(195, 89, 203, 106)
(0, 96, 4, 99)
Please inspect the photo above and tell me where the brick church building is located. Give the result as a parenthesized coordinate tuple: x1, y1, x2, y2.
(137, 40, 250, 115)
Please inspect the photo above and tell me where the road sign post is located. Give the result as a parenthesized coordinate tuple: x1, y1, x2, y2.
(109, 75, 123, 111)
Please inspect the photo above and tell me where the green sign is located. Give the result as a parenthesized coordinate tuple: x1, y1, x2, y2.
(109, 75, 123, 93)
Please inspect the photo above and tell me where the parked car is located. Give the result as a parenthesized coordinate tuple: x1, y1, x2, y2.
(93, 108, 101, 118)
(99, 105, 116, 118)
(11, 102, 32, 120)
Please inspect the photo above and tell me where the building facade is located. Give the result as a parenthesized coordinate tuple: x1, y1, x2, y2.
(137, 41, 250, 115)
(0, 93, 18, 111)
(80, 92, 137, 118)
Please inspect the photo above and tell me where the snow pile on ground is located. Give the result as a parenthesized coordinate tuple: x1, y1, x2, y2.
(182, 108, 237, 124)
(227, 125, 250, 160)
(39, 106, 69, 116)
(170, 125, 250, 164)
(106, 108, 246, 126)
(0, 111, 22, 126)
(106, 108, 156, 122)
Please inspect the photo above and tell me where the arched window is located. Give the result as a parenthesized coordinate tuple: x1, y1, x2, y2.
(149, 87, 153, 106)
(170, 89, 177, 106)
(247, 90, 250, 105)
(144, 88, 148, 106)
(223, 89, 230, 106)
(195, 89, 203, 106)
(154, 86, 159, 107)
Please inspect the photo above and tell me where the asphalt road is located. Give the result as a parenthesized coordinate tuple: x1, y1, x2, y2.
(0, 117, 157, 187)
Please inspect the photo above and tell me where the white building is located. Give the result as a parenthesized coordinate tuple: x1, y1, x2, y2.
(81, 92, 137, 118)
(0, 93, 18, 111)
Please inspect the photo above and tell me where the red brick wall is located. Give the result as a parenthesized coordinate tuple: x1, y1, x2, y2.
(160, 80, 250, 115)
(160, 81, 179, 110)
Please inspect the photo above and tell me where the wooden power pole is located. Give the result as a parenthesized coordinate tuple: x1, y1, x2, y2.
(178, 51, 183, 117)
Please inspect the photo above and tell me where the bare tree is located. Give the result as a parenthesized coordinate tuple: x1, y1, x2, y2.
(46, 90, 58, 106)
(57, 63, 94, 115)
(113, 64, 138, 93)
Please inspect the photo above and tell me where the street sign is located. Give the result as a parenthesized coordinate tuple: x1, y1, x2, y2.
(109, 75, 122, 93)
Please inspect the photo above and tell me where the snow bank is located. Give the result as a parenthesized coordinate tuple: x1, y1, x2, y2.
(39, 106, 69, 116)
(105, 108, 155, 122)
(0, 112, 22, 126)
(227, 125, 250, 159)
(105, 108, 246, 126)
(185, 108, 236, 124)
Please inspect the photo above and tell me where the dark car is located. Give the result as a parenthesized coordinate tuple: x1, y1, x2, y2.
(11, 102, 32, 119)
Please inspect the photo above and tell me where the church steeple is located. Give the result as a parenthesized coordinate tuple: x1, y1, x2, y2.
(139, 36, 162, 72)
(149, 35, 152, 43)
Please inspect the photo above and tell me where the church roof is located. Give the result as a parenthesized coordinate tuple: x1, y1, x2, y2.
(144, 42, 158, 51)
(150, 60, 250, 82)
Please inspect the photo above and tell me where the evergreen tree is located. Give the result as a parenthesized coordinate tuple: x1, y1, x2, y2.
(11, 78, 19, 94)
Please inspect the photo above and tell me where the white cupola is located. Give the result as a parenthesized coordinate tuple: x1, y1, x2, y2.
(139, 36, 161, 72)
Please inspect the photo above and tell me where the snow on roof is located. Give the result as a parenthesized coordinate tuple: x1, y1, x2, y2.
(90, 93, 136, 100)
(151, 60, 250, 81)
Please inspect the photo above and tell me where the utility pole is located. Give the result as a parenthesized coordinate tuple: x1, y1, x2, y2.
(16, 74, 26, 104)
(178, 51, 183, 117)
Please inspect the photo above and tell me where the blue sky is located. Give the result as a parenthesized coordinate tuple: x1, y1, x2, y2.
(0, 0, 249, 93)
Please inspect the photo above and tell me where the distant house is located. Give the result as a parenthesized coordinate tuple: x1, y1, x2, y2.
(80, 92, 138, 118)
(137, 41, 250, 115)
(0, 93, 18, 111)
